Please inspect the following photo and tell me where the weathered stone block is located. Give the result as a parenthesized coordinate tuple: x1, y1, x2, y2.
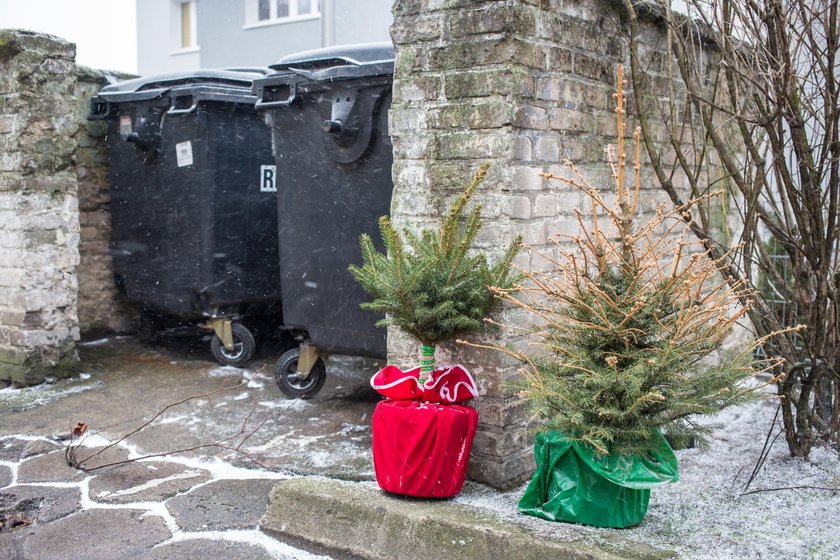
(391, 13, 443, 44)
(444, 68, 533, 99)
(548, 107, 592, 132)
(426, 161, 469, 191)
(446, 5, 537, 37)
(0, 344, 29, 366)
(508, 195, 531, 219)
(513, 105, 548, 130)
(521, 221, 547, 245)
(391, 133, 435, 159)
(468, 447, 534, 490)
(468, 98, 514, 129)
(392, 76, 442, 103)
(547, 46, 573, 72)
(534, 136, 560, 161)
(512, 135, 532, 161)
(512, 166, 544, 191)
(434, 130, 511, 160)
(428, 37, 543, 71)
(533, 193, 556, 217)
(574, 52, 615, 83)
(472, 421, 531, 457)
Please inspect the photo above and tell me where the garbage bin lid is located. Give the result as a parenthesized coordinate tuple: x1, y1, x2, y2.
(97, 68, 270, 102)
(270, 42, 394, 71)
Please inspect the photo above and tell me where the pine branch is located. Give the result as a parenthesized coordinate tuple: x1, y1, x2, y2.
(351, 163, 520, 346)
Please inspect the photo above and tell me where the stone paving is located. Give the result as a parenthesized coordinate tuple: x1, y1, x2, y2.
(0, 336, 382, 559)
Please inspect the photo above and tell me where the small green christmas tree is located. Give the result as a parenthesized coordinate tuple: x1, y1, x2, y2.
(491, 67, 788, 456)
(349, 164, 521, 375)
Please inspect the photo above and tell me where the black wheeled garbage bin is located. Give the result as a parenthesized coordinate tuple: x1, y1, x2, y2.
(252, 43, 395, 398)
(89, 69, 280, 367)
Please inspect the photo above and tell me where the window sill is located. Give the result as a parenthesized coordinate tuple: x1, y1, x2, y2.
(243, 13, 320, 30)
(170, 47, 201, 56)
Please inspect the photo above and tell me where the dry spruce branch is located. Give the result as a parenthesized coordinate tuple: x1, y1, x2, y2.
(621, 0, 840, 457)
(483, 67, 795, 456)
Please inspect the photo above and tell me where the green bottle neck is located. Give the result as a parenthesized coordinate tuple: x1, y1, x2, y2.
(419, 343, 435, 380)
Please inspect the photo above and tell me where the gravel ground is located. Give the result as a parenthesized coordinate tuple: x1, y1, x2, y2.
(456, 397, 840, 559)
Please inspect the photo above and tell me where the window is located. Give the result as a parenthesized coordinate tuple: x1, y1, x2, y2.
(180, 2, 192, 48)
(248, 0, 320, 26)
(173, 0, 198, 51)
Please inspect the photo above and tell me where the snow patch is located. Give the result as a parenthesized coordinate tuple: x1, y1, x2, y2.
(99, 469, 206, 498)
(208, 366, 243, 378)
(79, 338, 110, 347)
(456, 399, 840, 559)
(165, 529, 332, 559)
(0, 460, 18, 486)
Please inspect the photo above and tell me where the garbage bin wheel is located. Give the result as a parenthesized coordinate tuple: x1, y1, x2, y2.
(210, 323, 255, 367)
(274, 348, 327, 399)
(136, 310, 160, 344)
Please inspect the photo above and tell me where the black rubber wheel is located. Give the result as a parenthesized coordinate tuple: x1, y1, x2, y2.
(210, 323, 255, 367)
(136, 310, 160, 344)
(274, 348, 327, 399)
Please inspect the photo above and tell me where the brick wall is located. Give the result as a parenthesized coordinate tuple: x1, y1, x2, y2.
(389, 0, 698, 489)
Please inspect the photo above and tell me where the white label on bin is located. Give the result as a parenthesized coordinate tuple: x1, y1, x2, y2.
(260, 165, 277, 192)
(119, 115, 132, 138)
(176, 141, 193, 167)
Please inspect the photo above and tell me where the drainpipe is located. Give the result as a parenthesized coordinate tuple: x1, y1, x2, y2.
(320, 0, 335, 47)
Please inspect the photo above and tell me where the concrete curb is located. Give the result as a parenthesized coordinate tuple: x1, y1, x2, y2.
(260, 478, 675, 560)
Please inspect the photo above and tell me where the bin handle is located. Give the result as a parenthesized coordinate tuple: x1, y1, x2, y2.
(255, 82, 298, 110)
(255, 94, 297, 110)
(167, 95, 199, 115)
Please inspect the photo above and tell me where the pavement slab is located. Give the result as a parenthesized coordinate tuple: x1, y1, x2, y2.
(123, 423, 206, 459)
(136, 538, 280, 560)
(21, 508, 171, 560)
(0, 533, 23, 560)
(261, 477, 676, 560)
(15, 450, 85, 484)
(166, 479, 277, 532)
(0, 485, 81, 524)
(88, 460, 211, 504)
(65, 444, 131, 471)
(0, 440, 27, 463)
(20, 440, 61, 461)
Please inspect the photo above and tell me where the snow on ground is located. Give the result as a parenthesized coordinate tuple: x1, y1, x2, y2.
(634, 398, 839, 559)
(0, 377, 101, 410)
(456, 397, 840, 559)
(4, 363, 837, 558)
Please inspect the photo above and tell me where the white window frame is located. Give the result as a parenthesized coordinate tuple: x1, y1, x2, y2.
(171, 0, 200, 55)
(244, 0, 320, 29)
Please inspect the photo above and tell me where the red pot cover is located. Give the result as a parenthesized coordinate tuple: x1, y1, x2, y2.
(372, 400, 478, 498)
(370, 364, 479, 403)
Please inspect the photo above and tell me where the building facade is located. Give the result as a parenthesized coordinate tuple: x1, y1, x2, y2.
(136, 0, 394, 74)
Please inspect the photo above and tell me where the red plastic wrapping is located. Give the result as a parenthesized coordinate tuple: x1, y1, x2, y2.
(372, 400, 478, 498)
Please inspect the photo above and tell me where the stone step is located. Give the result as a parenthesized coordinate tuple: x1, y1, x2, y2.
(260, 477, 675, 560)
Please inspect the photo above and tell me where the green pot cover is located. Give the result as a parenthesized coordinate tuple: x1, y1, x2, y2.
(518, 431, 679, 528)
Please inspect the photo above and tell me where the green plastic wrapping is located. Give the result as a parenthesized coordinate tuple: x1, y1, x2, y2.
(518, 431, 679, 528)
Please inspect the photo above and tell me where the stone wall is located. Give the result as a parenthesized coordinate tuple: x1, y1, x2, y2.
(0, 30, 81, 385)
(0, 29, 133, 386)
(388, 0, 694, 489)
(75, 67, 135, 336)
